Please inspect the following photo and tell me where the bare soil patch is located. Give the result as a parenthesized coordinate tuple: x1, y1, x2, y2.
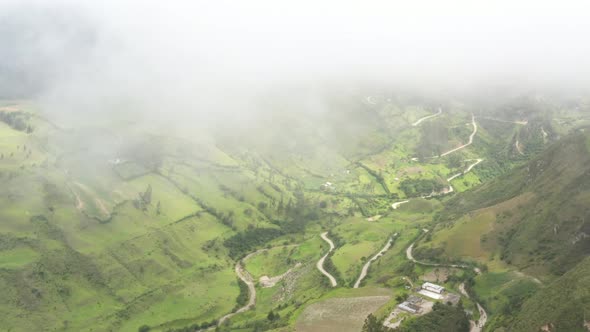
(295, 296, 390, 332)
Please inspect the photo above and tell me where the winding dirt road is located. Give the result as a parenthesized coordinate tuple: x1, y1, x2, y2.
(218, 256, 256, 325)
(391, 200, 409, 210)
(515, 140, 525, 155)
(412, 107, 442, 126)
(353, 235, 396, 288)
(459, 283, 488, 332)
(218, 245, 301, 326)
(440, 114, 477, 157)
(420, 158, 483, 198)
(406, 240, 470, 269)
(365, 96, 378, 105)
(480, 116, 528, 125)
(317, 232, 338, 287)
(447, 159, 484, 182)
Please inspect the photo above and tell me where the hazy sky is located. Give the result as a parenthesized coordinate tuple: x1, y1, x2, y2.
(2, 0, 590, 121)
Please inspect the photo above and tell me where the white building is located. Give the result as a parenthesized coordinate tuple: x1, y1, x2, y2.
(422, 282, 445, 294)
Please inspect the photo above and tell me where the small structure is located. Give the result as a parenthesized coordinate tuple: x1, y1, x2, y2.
(422, 282, 445, 294)
(397, 295, 423, 314)
(398, 301, 420, 314)
(407, 295, 423, 304)
(320, 181, 335, 191)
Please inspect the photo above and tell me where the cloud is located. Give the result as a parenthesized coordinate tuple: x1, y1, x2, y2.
(2, 0, 590, 122)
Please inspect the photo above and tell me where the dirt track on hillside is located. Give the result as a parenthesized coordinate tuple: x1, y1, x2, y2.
(354, 235, 395, 288)
(218, 257, 256, 325)
(440, 114, 477, 157)
(317, 232, 337, 287)
(412, 107, 442, 126)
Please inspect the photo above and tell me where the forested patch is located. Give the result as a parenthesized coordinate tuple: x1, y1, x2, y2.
(223, 228, 283, 259)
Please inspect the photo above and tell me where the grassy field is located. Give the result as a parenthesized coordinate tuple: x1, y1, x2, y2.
(0, 97, 582, 331)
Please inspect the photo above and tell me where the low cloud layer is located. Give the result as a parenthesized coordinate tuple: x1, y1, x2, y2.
(2, 0, 590, 123)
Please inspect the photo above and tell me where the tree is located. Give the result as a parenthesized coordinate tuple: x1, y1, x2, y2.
(267, 310, 276, 321)
(362, 314, 383, 332)
(142, 185, 152, 204)
(277, 195, 284, 213)
(138, 325, 150, 332)
(447, 154, 462, 169)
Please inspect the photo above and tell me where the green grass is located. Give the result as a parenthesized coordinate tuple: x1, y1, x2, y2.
(119, 269, 238, 332)
(1, 98, 585, 332)
(245, 238, 322, 279)
(429, 211, 496, 262)
(0, 247, 39, 269)
(127, 174, 201, 220)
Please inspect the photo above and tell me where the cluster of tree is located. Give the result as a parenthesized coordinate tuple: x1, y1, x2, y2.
(232, 277, 249, 312)
(223, 228, 283, 259)
(415, 121, 448, 159)
(357, 162, 391, 194)
(122, 139, 164, 172)
(396, 302, 470, 332)
(267, 310, 280, 321)
(0, 111, 32, 133)
(276, 190, 318, 233)
(445, 154, 463, 169)
(133, 185, 153, 211)
(162, 318, 219, 332)
(322, 253, 342, 287)
(399, 178, 446, 197)
(362, 302, 469, 332)
(218, 308, 289, 332)
(395, 261, 418, 281)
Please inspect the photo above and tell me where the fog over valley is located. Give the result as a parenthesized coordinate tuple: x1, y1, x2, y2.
(0, 2, 590, 332)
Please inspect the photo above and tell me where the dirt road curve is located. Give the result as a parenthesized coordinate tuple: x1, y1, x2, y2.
(365, 96, 377, 105)
(317, 232, 338, 287)
(412, 107, 442, 126)
(354, 235, 395, 288)
(515, 140, 524, 155)
(406, 240, 470, 269)
(440, 114, 477, 157)
(218, 259, 256, 325)
(447, 159, 484, 182)
(391, 200, 409, 209)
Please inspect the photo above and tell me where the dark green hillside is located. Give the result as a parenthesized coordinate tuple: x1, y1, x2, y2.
(505, 257, 590, 332)
(431, 129, 590, 276)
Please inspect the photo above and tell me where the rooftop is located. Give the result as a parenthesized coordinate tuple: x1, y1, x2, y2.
(422, 282, 444, 292)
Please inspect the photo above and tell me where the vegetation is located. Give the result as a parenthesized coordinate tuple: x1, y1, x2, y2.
(399, 178, 446, 197)
(223, 228, 283, 259)
(0, 96, 587, 331)
(0, 110, 33, 132)
(396, 302, 470, 332)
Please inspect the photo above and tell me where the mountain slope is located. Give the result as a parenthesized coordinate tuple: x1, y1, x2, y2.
(421, 129, 590, 277)
(508, 257, 590, 332)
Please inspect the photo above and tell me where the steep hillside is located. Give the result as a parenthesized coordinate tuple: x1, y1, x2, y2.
(507, 257, 590, 332)
(419, 129, 590, 277)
